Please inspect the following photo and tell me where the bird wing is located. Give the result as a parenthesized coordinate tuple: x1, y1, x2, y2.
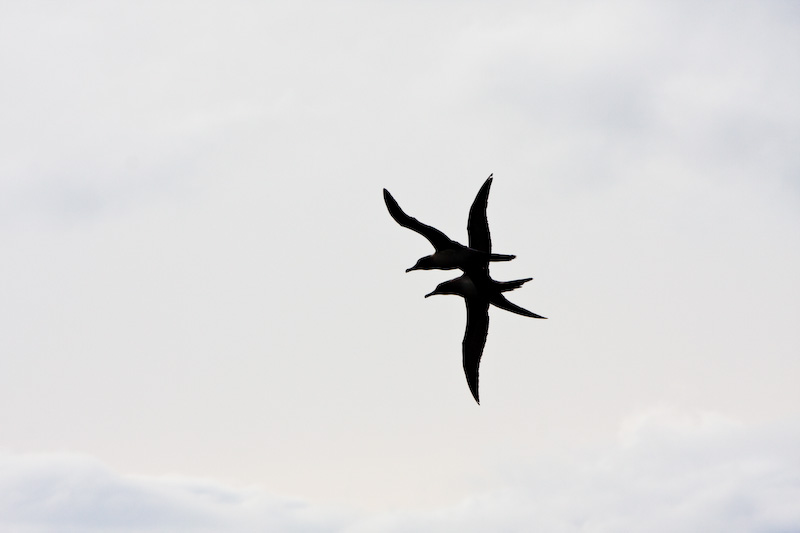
(462, 297, 490, 404)
(491, 293, 547, 319)
(467, 175, 493, 254)
(383, 189, 453, 251)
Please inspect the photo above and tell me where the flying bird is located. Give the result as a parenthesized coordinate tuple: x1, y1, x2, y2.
(423, 176, 546, 403)
(383, 174, 515, 273)
(425, 272, 546, 403)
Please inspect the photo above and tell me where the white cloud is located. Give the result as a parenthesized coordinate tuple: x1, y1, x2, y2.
(0, 452, 353, 532)
(352, 410, 800, 532)
(2, 411, 798, 533)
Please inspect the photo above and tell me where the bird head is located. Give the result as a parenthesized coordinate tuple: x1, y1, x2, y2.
(424, 278, 464, 298)
(406, 256, 435, 272)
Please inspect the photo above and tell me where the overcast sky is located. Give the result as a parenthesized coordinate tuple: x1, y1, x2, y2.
(1, 1, 799, 531)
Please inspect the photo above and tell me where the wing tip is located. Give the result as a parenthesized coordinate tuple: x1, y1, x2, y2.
(383, 189, 401, 213)
(470, 386, 480, 404)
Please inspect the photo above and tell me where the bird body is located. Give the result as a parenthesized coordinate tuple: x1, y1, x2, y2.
(425, 273, 545, 319)
(425, 270, 545, 404)
(405, 247, 509, 272)
(383, 185, 515, 272)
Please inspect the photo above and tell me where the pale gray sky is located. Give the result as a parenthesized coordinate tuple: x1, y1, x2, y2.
(1, 1, 799, 530)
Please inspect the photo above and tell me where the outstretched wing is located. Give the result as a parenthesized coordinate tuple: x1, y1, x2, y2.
(467, 174, 493, 254)
(462, 297, 490, 404)
(491, 293, 547, 319)
(383, 189, 452, 251)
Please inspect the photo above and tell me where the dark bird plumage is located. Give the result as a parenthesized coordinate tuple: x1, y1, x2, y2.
(383, 174, 515, 272)
(384, 174, 546, 404)
(423, 176, 546, 403)
(425, 273, 545, 403)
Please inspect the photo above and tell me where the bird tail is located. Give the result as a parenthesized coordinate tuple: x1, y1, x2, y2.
(494, 277, 532, 292)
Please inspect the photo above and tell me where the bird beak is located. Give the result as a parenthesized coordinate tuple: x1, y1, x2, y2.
(405, 266, 417, 273)
(424, 291, 435, 298)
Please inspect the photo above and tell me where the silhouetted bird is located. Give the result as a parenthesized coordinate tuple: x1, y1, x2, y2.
(383, 174, 515, 272)
(424, 175, 546, 404)
(425, 272, 546, 404)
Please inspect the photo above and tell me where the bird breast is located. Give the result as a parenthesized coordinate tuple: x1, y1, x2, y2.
(453, 275, 480, 298)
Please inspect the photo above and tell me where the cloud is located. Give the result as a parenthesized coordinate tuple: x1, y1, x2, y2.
(2, 410, 798, 533)
(0, 452, 353, 533)
(352, 410, 800, 532)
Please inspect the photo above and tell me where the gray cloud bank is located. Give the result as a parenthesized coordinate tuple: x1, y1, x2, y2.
(3, 410, 798, 533)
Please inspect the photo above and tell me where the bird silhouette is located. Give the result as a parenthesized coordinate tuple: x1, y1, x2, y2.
(383, 174, 515, 272)
(423, 176, 546, 403)
(425, 273, 545, 403)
